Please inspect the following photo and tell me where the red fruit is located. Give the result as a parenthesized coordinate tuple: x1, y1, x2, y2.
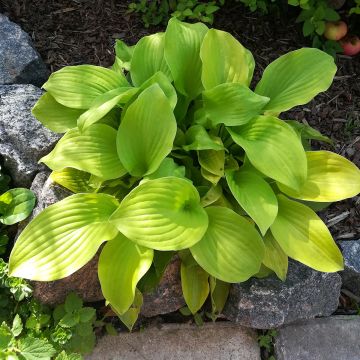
(340, 35, 360, 56)
(324, 21, 348, 41)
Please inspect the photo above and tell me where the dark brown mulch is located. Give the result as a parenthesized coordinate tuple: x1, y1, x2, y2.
(0, 0, 359, 238)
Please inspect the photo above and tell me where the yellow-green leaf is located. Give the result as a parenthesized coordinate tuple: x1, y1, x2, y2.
(41, 124, 126, 180)
(278, 151, 360, 202)
(32, 93, 83, 133)
(43, 65, 129, 109)
(165, 18, 208, 99)
(180, 255, 209, 314)
(77, 87, 138, 131)
(190, 206, 264, 283)
(202, 83, 269, 127)
(50, 168, 93, 193)
(255, 48, 337, 114)
(262, 232, 288, 281)
(98, 234, 153, 315)
(226, 169, 278, 235)
(200, 29, 251, 89)
(131, 32, 172, 86)
(117, 84, 177, 177)
(270, 194, 343, 272)
(9, 193, 119, 280)
(228, 116, 307, 191)
(110, 177, 209, 251)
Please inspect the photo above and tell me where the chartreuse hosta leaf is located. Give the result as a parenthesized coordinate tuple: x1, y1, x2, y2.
(110, 177, 209, 251)
(113, 39, 135, 72)
(77, 87, 138, 130)
(245, 49, 255, 86)
(165, 18, 208, 99)
(50, 168, 93, 193)
(202, 83, 270, 127)
(228, 116, 307, 191)
(180, 251, 209, 314)
(226, 169, 278, 235)
(117, 84, 177, 177)
(262, 232, 288, 281)
(278, 151, 360, 202)
(32, 93, 83, 133)
(198, 144, 225, 185)
(41, 124, 126, 180)
(98, 233, 153, 315)
(9, 193, 119, 280)
(183, 125, 224, 151)
(209, 277, 230, 320)
(0, 189, 35, 225)
(200, 29, 250, 89)
(43, 65, 129, 109)
(127, 71, 177, 111)
(255, 48, 337, 114)
(190, 206, 264, 283)
(143, 158, 185, 181)
(131, 32, 172, 86)
(270, 195, 343, 272)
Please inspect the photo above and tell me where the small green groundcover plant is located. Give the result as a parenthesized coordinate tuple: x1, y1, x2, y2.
(0, 165, 35, 255)
(0, 260, 97, 359)
(8, 19, 360, 328)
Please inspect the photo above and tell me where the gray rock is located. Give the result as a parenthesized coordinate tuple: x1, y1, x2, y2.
(0, 14, 48, 86)
(86, 323, 261, 360)
(339, 240, 360, 296)
(275, 316, 360, 360)
(0, 85, 60, 187)
(223, 261, 341, 329)
(141, 257, 185, 317)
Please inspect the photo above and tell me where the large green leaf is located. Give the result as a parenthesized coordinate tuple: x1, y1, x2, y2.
(77, 87, 138, 130)
(200, 29, 251, 89)
(32, 93, 83, 133)
(270, 194, 343, 272)
(183, 125, 224, 151)
(9, 193, 119, 280)
(43, 65, 129, 109)
(180, 251, 209, 314)
(262, 232, 288, 281)
(278, 151, 360, 202)
(202, 83, 269, 127)
(255, 48, 337, 113)
(131, 32, 172, 86)
(110, 177, 209, 251)
(0, 189, 35, 225)
(228, 116, 307, 191)
(41, 124, 126, 180)
(98, 234, 153, 315)
(190, 206, 264, 283)
(117, 84, 177, 177)
(226, 169, 278, 235)
(165, 18, 208, 99)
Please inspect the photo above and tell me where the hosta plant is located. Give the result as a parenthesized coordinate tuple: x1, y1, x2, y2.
(9, 19, 360, 327)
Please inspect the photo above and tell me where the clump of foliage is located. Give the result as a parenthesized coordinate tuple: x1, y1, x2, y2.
(128, 0, 224, 27)
(0, 262, 96, 359)
(8, 19, 360, 329)
(0, 165, 35, 255)
(129, 0, 359, 55)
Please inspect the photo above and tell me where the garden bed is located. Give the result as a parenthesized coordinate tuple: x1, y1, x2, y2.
(1, 0, 359, 239)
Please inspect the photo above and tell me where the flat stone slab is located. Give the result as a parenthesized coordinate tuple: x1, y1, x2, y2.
(86, 323, 260, 360)
(275, 316, 360, 360)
